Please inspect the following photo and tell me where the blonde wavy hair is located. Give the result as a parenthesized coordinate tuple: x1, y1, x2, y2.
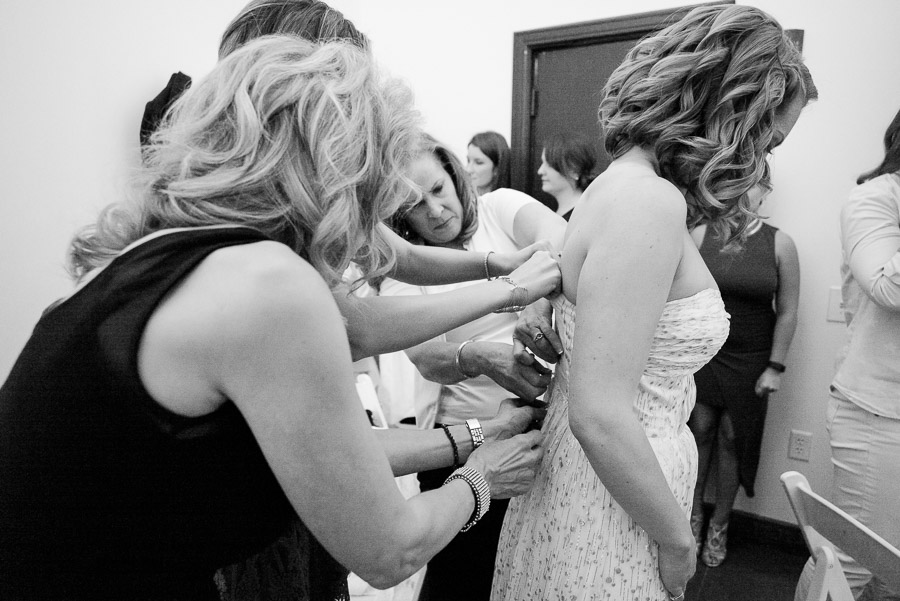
(599, 4, 817, 244)
(69, 36, 420, 287)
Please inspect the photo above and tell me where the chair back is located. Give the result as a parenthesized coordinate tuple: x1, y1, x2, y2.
(781, 471, 900, 601)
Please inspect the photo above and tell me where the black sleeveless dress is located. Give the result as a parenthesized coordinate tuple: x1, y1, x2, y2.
(694, 223, 779, 497)
(0, 227, 349, 600)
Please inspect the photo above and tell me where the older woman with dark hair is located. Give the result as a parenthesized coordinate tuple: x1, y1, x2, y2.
(467, 131, 511, 195)
(382, 134, 566, 601)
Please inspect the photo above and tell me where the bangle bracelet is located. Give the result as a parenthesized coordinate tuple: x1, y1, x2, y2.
(767, 360, 786, 373)
(465, 418, 484, 448)
(483, 251, 495, 280)
(455, 340, 476, 378)
(444, 466, 491, 532)
(440, 424, 461, 468)
(493, 275, 529, 313)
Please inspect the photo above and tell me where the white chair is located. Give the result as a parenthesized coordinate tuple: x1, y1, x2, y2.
(780, 471, 900, 601)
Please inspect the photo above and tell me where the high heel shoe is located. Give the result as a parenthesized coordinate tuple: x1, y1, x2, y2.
(690, 511, 705, 556)
(701, 522, 728, 567)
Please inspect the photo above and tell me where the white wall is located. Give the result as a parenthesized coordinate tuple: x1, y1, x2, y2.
(2, 0, 899, 525)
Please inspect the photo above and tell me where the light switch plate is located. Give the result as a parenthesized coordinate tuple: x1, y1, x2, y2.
(826, 286, 844, 323)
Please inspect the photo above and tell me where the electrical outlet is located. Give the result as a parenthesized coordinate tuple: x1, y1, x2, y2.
(788, 429, 812, 461)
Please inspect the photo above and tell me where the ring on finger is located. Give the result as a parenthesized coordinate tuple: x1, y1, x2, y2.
(669, 592, 685, 601)
(532, 331, 545, 342)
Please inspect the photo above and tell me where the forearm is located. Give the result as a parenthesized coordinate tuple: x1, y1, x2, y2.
(374, 424, 476, 476)
(841, 188, 900, 310)
(393, 244, 496, 285)
(338, 282, 515, 360)
(405, 340, 468, 384)
(855, 252, 900, 309)
(570, 409, 693, 552)
(768, 311, 798, 364)
(407, 340, 510, 385)
(354, 479, 476, 588)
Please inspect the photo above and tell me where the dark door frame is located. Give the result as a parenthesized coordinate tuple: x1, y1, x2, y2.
(509, 2, 733, 191)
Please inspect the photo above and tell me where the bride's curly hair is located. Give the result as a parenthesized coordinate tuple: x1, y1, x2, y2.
(69, 36, 420, 287)
(599, 4, 817, 245)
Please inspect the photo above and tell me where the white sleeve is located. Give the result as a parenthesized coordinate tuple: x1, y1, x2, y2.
(479, 188, 540, 238)
(841, 176, 900, 310)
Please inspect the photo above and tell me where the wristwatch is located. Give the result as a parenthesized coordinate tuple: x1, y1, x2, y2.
(466, 418, 485, 448)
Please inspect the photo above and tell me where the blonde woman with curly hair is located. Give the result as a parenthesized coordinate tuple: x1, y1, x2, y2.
(492, 6, 817, 600)
(0, 37, 557, 600)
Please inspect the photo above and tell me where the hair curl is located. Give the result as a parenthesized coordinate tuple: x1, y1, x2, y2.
(219, 0, 368, 58)
(543, 132, 598, 192)
(69, 36, 420, 288)
(857, 105, 900, 184)
(392, 134, 479, 246)
(468, 131, 510, 191)
(599, 4, 817, 244)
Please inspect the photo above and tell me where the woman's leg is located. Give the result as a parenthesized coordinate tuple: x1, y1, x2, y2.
(827, 396, 900, 599)
(710, 411, 740, 527)
(795, 394, 900, 600)
(700, 412, 739, 567)
(688, 403, 720, 551)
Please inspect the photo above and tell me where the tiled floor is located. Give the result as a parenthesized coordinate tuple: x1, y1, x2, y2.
(686, 530, 809, 601)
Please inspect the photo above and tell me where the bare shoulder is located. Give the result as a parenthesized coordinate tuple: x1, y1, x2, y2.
(139, 240, 339, 413)
(576, 168, 686, 238)
(773, 228, 798, 257)
(197, 240, 335, 336)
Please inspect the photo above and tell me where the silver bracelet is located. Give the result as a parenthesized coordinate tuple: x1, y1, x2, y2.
(454, 340, 476, 378)
(483, 250, 495, 280)
(444, 466, 491, 532)
(465, 418, 484, 448)
(493, 275, 529, 313)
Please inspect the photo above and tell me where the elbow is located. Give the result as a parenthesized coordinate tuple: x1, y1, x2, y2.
(568, 403, 601, 446)
(869, 282, 900, 311)
(348, 339, 371, 362)
(353, 546, 424, 589)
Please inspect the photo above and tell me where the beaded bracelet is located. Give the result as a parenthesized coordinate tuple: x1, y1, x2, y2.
(444, 466, 491, 532)
(493, 275, 529, 313)
(483, 251, 495, 280)
(440, 424, 461, 468)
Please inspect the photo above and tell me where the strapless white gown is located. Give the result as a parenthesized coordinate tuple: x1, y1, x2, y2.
(492, 289, 730, 600)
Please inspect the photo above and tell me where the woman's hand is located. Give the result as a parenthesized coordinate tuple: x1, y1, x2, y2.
(754, 368, 782, 397)
(482, 398, 548, 442)
(658, 539, 696, 600)
(507, 250, 561, 302)
(512, 298, 563, 364)
(463, 429, 544, 499)
(471, 342, 552, 401)
(490, 240, 556, 277)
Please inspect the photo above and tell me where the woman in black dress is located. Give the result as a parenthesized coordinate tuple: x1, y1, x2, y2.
(688, 191, 801, 567)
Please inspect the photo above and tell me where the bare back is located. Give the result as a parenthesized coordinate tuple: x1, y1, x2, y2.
(559, 149, 716, 306)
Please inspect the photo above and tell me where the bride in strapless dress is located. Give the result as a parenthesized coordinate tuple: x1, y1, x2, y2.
(490, 6, 817, 600)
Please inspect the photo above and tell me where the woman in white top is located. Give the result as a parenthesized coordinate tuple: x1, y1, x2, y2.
(382, 134, 566, 600)
(794, 105, 900, 601)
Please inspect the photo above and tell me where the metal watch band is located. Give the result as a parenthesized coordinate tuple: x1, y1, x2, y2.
(444, 466, 491, 532)
(466, 418, 485, 448)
